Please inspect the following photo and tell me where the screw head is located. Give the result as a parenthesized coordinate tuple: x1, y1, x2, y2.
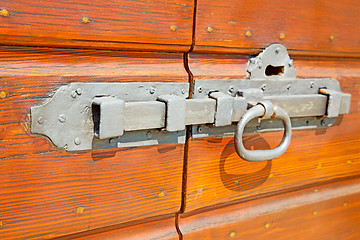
(288, 60, 293, 67)
(228, 86, 235, 93)
(261, 84, 266, 91)
(149, 86, 156, 94)
(109, 138, 117, 146)
(71, 90, 77, 98)
(310, 82, 315, 88)
(76, 88, 83, 95)
(0, 9, 9, 17)
(197, 126, 202, 133)
(146, 131, 152, 139)
(287, 84, 291, 90)
(320, 119, 326, 126)
(58, 114, 66, 123)
(275, 47, 280, 54)
(37, 117, 44, 124)
(74, 137, 81, 145)
(181, 89, 186, 94)
(197, 87, 203, 93)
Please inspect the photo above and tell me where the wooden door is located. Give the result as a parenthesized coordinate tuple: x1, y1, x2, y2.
(1, 0, 360, 239)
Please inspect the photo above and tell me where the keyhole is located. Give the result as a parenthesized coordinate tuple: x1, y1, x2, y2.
(265, 65, 284, 76)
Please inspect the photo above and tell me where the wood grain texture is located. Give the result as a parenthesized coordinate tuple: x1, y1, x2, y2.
(67, 217, 178, 240)
(193, 0, 360, 56)
(184, 54, 360, 213)
(0, 47, 186, 239)
(0, 0, 194, 52)
(179, 178, 360, 240)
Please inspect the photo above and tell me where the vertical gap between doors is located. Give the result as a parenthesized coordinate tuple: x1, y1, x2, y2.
(176, 0, 198, 238)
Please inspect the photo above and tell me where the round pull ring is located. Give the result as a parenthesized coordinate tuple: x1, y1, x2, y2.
(234, 102, 292, 162)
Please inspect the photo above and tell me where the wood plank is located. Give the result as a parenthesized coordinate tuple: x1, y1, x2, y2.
(0, 47, 187, 158)
(0, 0, 194, 52)
(0, 47, 186, 239)
(193, 0, 360, 56)
(179, 178, 360, 239)
(184, 54, 360, 213)
(66, 217, 178, 240)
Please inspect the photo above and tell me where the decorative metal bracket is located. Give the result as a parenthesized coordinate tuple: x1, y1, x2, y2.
(30, 44, 351, 160)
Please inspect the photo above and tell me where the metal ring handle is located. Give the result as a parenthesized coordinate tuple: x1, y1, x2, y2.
(234, 103, 292, 162)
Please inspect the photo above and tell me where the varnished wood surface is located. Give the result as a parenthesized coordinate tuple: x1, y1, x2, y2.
(68, 217, 178, 240)
(184, 54, 360, 213)
(0, 0, 194, 52)
(193, 0, 360, 56)
(0, 47, 186, 239)
(179, 178, 360, 240)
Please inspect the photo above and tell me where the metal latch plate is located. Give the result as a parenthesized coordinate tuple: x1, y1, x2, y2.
(31, 82, 188, 151)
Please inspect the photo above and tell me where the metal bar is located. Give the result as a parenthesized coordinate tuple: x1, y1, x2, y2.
(264, 95, 327, 118)
(185, 99, 216, 125)
(124, 101, 165, 131)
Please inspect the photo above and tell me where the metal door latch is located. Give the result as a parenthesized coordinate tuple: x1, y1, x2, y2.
(30, 44, 351, 161)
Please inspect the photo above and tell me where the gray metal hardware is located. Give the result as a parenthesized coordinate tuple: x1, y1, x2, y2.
(30, 44, 351, 154)
(235, 101, 292, 162)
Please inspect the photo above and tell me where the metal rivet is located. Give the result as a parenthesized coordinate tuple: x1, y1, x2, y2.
(320, 119, 326, 126)
(76, 88, 83, 95)
(71, 90, 77, 98)
(279, 33, 285, 40)
(245, 30, 252, 37)
(313, 211, 318, 216)
(343, 202, 348, 207)
(310, 82, 314, 88)
(37, 117, 44, 124)
(197, 87, 203, 93)
(275, 47, 280, 54)
(230, 232, 236, 238)
(229, 86, 235, 93)
(149, 86, 156, 94)
(158, 191, 166, 197)
(206, 26, 214, 33)
(0, 91, 6, 98)
(0, 9, 9, 17)
(109, 138, 117, 146)
(287, 84, 291, 90)
(197, 126, 202, 133)
(58, 114, 66, 123)
(146, 131, 152, 139)
(261, 84, 266, 91)
(170, 25, 177, 32)
(74, 137, 81, 145)
(181, 89, 186, 94)
(74, 207, 85, 214)
(288, 60, 293, 67)
(258, 61, 263, 69)
(264, 223, 270, 229)
(329, 35, 335, 41)
(81, 16, 90, 24)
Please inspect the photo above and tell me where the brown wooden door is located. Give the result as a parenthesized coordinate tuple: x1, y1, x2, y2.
(1, 0, 360, 239)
